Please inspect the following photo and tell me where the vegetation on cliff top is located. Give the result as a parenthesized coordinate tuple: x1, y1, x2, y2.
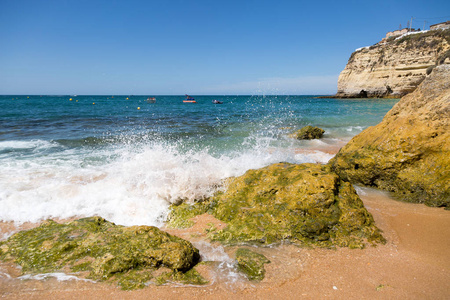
(395, 28, 450, 49)
(348, 28, 450, 65)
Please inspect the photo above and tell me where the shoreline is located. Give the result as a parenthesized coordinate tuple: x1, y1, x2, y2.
(315, 95, 401, 99)
(1, 187, 449, 299)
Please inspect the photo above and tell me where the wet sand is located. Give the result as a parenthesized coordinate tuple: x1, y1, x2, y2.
(1, 187, 449, 299)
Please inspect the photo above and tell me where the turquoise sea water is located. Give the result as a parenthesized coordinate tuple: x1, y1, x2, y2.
(0, 95, 399, 227)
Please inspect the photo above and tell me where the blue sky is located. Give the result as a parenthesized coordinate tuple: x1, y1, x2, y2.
(1, 0, 449, 95)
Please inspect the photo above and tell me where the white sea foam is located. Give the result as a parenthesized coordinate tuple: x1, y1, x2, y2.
(193, 241, 245, 285)
(1, 231, 16, 241)
(294, 150, 334, 164)
(354, 185, 368, 196)
(346, 126, 364, 132)
(0, 136, 325, 227)
(19, 272, 96, 282)
(0, 140, 57, 151)
(0, 272, 12, 279)
(194, 241, 233, 262)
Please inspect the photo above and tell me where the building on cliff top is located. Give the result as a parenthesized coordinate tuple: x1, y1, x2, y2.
(380, 20, 449, 44)
(430, 21, 450, 30)
(385, 28, 417, 39)
(380, 28, 420, 44)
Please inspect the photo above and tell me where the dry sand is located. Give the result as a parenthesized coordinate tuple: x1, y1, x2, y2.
(1, 187, 449, 299)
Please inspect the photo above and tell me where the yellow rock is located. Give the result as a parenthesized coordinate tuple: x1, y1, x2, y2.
(331, 65, 450, 208)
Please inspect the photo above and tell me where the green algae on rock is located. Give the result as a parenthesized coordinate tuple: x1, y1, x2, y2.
(153, 268, 209, 286)
(235, 248, 270, 281)
(169, 163, 385, 248)
(330, 64, 450, 208)
(167, 202, 211, 229)
(290, 126, 325, 140)
(0, 216, 204, 289)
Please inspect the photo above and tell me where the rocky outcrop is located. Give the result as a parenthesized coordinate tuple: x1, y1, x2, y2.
(169, 163, 385, 248)
(235, 248, 270, 281)
(335, 29, 450, 98)
(0, 217, 203, 289)
(291, 126, 325, 140)
(330, 65, 450, 208)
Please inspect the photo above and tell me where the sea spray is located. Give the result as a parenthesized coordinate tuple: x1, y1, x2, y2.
(0, 95, 399, 227)
(18, 273, 96, 283)
(0, 136, 336, 227)
(193, 241, 246, 286)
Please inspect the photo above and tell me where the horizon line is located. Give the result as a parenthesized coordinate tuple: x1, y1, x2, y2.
(0, 94, 335, 97)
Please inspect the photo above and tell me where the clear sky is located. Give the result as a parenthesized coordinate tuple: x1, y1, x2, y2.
(1, 0, 449, 95)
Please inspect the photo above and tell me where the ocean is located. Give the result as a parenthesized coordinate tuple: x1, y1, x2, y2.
(0, 95, 399, 228)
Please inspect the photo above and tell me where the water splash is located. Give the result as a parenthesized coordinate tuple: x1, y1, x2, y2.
(193, 241, 246, 286)
(18, 273, 96, 282)
(0, 131, 334, 226)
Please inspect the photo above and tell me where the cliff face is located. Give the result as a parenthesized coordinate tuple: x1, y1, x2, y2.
(336, 29, 450, 98)
(330, 65, 450, 208)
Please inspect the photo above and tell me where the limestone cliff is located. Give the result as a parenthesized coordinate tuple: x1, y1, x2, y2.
(330, 65, 450, 208)
(335, 29, 450, 98)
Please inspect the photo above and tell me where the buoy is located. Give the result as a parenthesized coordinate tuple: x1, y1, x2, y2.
(137, 107, 140, 110)
(76, 100, 78, 102)
(93, 102, 95, 105)
(69, 98, 72, 101)
(126, 97, 129, 100)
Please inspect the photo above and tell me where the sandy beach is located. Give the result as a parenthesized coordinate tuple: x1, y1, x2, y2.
(2, 1, 449, 298)
(1, 186, 449, 299)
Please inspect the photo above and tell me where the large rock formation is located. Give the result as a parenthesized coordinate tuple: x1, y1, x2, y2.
(330, 65, 450, 208)
(335, 29, 450, 98)
(0, 217, 203, 289)
(169, 163, 385, 249)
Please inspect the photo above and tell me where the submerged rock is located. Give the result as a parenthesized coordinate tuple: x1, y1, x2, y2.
(291, 126, 325, 140)
(0, 217, 203, 289)
(169, 163, 385, 248)
(235, 248, 270, 281)
(330, 64, 450, 208)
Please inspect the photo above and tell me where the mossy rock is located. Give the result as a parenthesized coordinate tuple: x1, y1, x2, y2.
(291, 126, 325, 140)
(167, 202, 211, 229)
(235, 248, 270, 281)
(0, 216, 205, 289)
(169, 163, 385, 248)
(152, 268, 209, 286)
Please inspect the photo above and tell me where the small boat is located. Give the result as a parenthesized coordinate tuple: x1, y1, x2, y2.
(212, 99, 223, 104)
(183, 94, 196, 103)
(147, 97, 156, 103)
